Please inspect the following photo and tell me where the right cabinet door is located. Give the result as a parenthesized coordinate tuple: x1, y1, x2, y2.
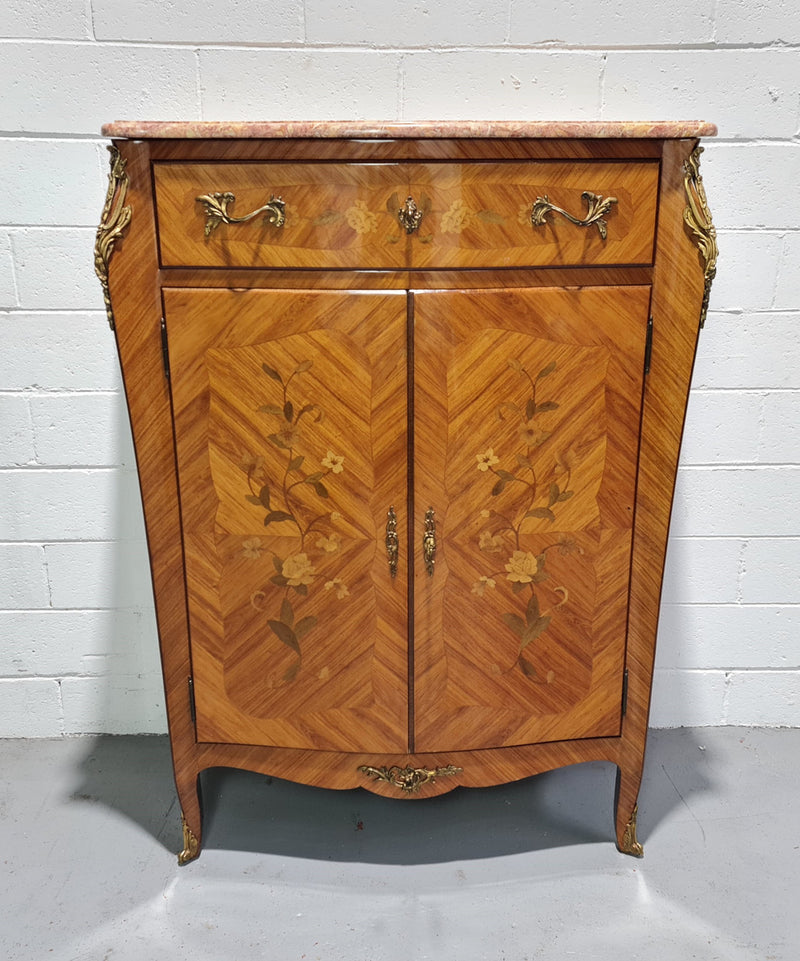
(412, 286, 652, 752)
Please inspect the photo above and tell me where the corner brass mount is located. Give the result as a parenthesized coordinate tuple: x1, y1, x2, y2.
(94, 145, 132, 331)
(683, 145, 718, 328)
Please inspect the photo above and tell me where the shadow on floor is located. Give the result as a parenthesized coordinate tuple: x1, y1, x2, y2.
(69, 729, 711, 864)
(68, 734, 180, 850)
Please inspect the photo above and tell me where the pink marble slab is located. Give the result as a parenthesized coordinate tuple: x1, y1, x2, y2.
(102, 120, 717, 140)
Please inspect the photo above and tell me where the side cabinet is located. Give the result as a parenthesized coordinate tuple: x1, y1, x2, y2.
(96, 121, 717, 863)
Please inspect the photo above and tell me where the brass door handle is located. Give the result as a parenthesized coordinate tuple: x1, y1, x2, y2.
(386, 506, 399, 579)
(530, 190, 617, 240)
(423, 508, 436, 577)
(196, 191, 286, 237)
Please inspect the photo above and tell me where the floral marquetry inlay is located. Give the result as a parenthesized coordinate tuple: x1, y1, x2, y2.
(241, 359, 351, 683)
(471, 358, 578, 683)
(344, 200, 378, 235)
(440, 199, 506, 234)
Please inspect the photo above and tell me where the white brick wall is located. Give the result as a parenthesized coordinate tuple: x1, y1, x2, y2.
(1, 0, 798, 735)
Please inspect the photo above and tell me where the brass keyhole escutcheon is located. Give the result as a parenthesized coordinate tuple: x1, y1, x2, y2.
(398, 195, 423, 234)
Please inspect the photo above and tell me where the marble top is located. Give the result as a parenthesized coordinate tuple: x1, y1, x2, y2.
(102, 120, 717, 140)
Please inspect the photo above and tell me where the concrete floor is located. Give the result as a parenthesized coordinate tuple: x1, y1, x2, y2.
(0, 728, 797, 961)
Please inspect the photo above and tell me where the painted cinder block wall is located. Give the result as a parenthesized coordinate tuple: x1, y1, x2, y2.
(0, 0, 798, 736)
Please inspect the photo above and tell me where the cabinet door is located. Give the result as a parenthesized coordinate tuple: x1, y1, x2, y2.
(412, 286, 651, 752)
(163, 288, 409, 753)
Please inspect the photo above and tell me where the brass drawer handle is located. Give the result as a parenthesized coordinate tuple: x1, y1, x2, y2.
(423, 507, 436, 577)
(196, 191, 286, 237)
(397, 195, 424, 234)
(386, 506, 399, 579)
(531, 191, 617, 240)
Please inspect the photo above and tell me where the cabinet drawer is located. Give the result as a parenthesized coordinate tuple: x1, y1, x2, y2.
(154, 160, 659, 269)
(154, 162, 409, 269)
(411, 161, 659, 268)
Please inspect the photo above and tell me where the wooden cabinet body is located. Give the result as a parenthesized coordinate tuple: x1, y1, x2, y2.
(98, 121, 716, 862)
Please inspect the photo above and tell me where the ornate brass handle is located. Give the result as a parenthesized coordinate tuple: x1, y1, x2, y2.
(423, 507, 436, 577)
(386, 506, 399, 579)
(530, 191, 617, 240)
(196, 191, 286, 237)
(397, 195, 423, 234)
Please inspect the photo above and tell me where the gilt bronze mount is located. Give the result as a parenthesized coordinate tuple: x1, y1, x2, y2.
(683, 145, 718, 328)
(359, 764, 462, 793)
(196, 191, 286, 236)
(94, 146, 132, 330)
(531, 190, 617, 240)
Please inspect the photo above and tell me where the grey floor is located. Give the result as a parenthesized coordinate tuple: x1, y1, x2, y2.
(0, 728, 797, 961)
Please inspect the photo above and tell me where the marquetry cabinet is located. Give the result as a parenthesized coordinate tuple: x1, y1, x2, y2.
(97, 121, 717, 863)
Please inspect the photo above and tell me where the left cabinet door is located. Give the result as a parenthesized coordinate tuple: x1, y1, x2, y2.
(163, 288, 410, 753)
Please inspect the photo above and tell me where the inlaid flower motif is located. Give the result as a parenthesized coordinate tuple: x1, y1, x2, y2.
(471, 575, 497, 596)
(518, 423, 550, 448)
(476, 448, 500, 472)
(517, 202, 533, 226)
(345, 200, 378, 235)
(282, 553, 316, 587)
(557, 537, 583, 556)
(505, 550, 540, 583)
(316, 533, 342, 554)
(324, 578, 350, 599)
(250, 590, 266, 610)
(275, 426, 300, 449)
(555, 449, 577, 475)
(478, 530, 504, 553)
(241, 537, 263, 559)
(246, 360, 352, 684)
(322, 451, 345, 474)
(240, 454, 265, 473)
(441, 199, 475, 234)
(470, 356, 572, 682)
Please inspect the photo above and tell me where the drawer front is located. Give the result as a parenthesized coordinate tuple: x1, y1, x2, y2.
(408, 161, 659, 269)
(154, 162, 409, 269)
(154, 160, 659, 270)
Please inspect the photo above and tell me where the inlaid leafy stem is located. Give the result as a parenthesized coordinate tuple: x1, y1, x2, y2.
(473, 359, 580, 682)
(241, 360, 349, 683)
